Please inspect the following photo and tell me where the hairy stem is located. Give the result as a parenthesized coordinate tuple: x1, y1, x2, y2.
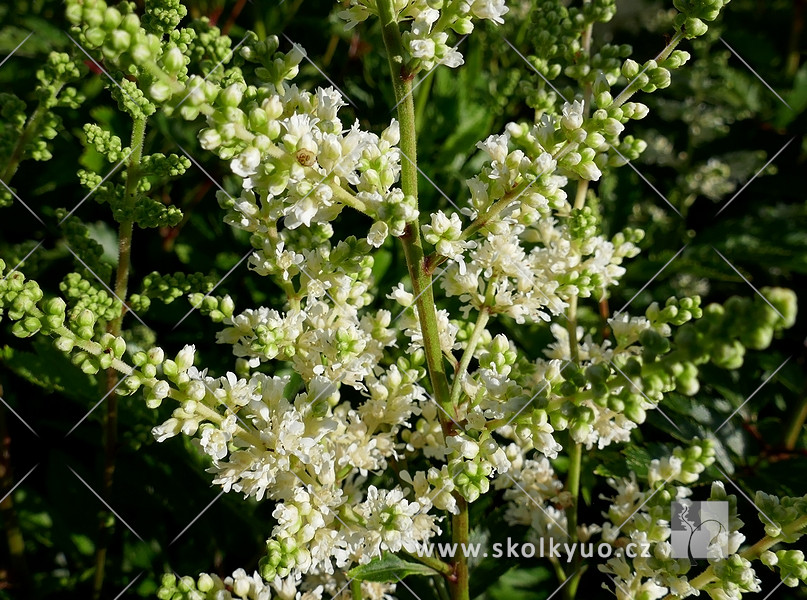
(449, 496, 470, 600)
(565, 440, 582, 537)
(375, 3, 468, 599)
(376, 0, 453, 426)
(92, 116, 147, 600)
(562, 435, 583, 599)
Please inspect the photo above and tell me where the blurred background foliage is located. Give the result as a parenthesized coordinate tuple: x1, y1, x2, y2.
(0, 0, 805, 598)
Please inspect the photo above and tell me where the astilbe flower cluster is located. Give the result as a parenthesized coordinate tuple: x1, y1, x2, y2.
(1, 0, 806, 599)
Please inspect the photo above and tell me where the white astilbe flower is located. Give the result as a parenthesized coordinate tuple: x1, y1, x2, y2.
(423, 210, 476, 273)
(544, 322, 614, 363)
(337, 0, 508, 71)
(147, 342, 435, 579)
(469, 0, 508, 23)
(352, 486, 439, 559)
(208, 82, 415, 240)
(609, 313, 671, 348)
(280, 573, 397, 600)
(498, 454, 569, 539)
(602, 474, 645, 527)
(359, 364, 425, 431)
(442, 221, 568, 324)
(387, 283, 460, 354)
(402, 402, 446, 460)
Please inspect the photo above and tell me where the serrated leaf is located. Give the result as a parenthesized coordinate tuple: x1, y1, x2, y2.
(593, 449, 631, 479)
(485, 566, 553, 600)
(1, 338, 98, 401)
(347, 552, 438, 582)
(623, 445, 652, 479)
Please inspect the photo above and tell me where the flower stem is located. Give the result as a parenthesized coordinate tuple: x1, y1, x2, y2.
(376, 0, 453, 429)
(375, 4, 469, 599)
(564, 440, 584, 600)
(350, 577, 361, 600)
(784, 391, 807, 450)
(405, 551, 455, 577)
(612, 31, 685, 108)
(449, 495, 471, 600)
(565, 441, 582, 537)
(92, 115, 147, 600)
(1, 89, 62, 184)
(449, 307, 490, 407)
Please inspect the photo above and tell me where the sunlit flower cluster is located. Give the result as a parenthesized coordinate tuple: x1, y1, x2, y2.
(0, 0, 801, 599)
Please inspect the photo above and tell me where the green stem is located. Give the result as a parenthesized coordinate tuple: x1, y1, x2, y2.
(612, 31, 686, 108)
(564, 438, 584, 600)
(566, 296, 580, 363)
(1, 93, 59, 184)
(92, 116, 147, 600)
(405, 551, 455, 577)
(448, 306, 490, 407)
(449, 496, 471, 600)
(565, 441, 582, 540)
(414, 69, 436, 135)
(549, 557, 568, 585)
(350, 578, 361, 600)
(376, 0, 454, 430)
(784, 391, 807, 450)
(375, 4, 470, 599)
(562, 182, 584, 598)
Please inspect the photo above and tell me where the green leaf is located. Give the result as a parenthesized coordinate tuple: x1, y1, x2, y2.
(71, 533, 95, 556)
(347, 553, 438, 582)
(485, 566, 553, 600)
(623, 445, 653, 479)
(0, 338, 98, 401)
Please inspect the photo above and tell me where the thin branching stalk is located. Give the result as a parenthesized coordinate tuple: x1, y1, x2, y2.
(376, 1, 468, 597)
(784, 389, 807, 450)
(660, 514, 807, 599)
(2, 99, 54, 184)
(93, 115, 147, 600)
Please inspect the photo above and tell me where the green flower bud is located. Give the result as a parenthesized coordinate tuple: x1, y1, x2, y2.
(77, 308, 95, 328)
(162, 359, 178, 379)
(148, 347, 165, 364)
(44, 297, 67, 316)
(163, 47, 184, 73)
(149, 81, 173, 103)
(55, 336, 75, 352)
(639, 329, 670, 355)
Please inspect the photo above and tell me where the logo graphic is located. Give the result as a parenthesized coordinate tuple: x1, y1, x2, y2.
(670, 500, 729, 560)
